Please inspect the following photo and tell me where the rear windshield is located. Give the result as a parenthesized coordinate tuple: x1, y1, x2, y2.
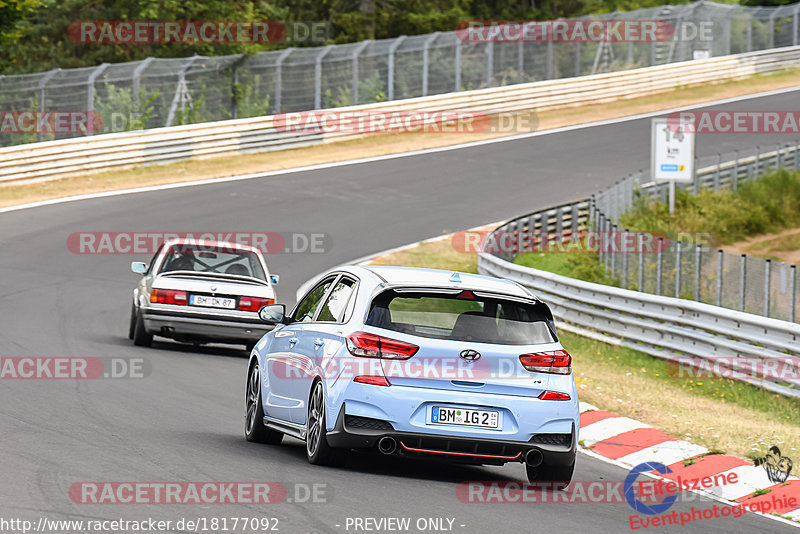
(158, 244, 266, 280)
(366, 290, 557, 345)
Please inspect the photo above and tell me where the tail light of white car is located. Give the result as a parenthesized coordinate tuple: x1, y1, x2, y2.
(150, 289, 187, 305)
(519, 350, 571, 375)
(238, 297, 275, 312)
(346, 332, 419, 360)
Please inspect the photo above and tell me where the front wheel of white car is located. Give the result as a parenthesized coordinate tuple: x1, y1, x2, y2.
(245, 361, 283, 444)
(305, 381, 344, 466)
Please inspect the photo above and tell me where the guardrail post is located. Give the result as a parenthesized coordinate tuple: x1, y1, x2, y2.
(716, 250, 724, 307)
(36, 68, 60, 142)
(314, 45, 334, 109)
(571, 204, 579, 234)
(86, 63, 109, 135)
(274, 47, 294, 113)
(351, 40, 371, 105)
(739, 254, 746, 312)
(791, 265, 797, 323)
(387, 36, 406, 101)
(423, 32, 441, 96)
(694, 244, 702, 301)
(675, 241, 682, 298)
(732, 150, 739, 191)
(656, 239, 664, 295)
(764, 259, 772, 317)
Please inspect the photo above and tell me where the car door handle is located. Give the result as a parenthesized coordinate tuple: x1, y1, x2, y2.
(288, 337, 299, 346)
(313, 338, 324, 348)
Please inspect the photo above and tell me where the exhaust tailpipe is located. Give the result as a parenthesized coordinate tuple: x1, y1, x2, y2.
(378, 436, 397, 455)
(525, 449, 544, 468)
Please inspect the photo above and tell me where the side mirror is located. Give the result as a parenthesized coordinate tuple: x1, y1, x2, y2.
(270, 274, 280, 285)
(131, 262, 148, 274)
(258, 304, 286, 324)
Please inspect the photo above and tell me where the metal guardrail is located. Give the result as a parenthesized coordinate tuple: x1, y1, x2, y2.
(478, 251, 800, 398)
(4, 45, 800, 184)
(3, 0, 800, 148)
(478, 149, 800, 396)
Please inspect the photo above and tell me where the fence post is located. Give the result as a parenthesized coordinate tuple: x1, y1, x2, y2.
(769, 10, 777, 49)
(713, 153, 721, 192)
(675, 241, 682, 298)
(791, 265, 797, 323)
(746, 15, 752, 52)
(739, 254, 746, 312)
(423, 32, 441, 96)
(230, 54, 246, 119)
(455, 37, 461, 91)
(693, 157, 699, 194)
(86, 63, 109, 135)
(716, 250, 724, 307)
(611, 224, 617, 277)
(36, 68, 60, 142)
(622, 231, 629, 289)
(132, 57, 153, 122)
(387, 36, 406, 101)
(351, 40, 370, 105)
(694, 244, 701, 301)
(796, 139, 799, 171)
(575, 42, 581, 77)
(656, 239, 664, 296)
(795, 5, 800, 47)
(638, 233, 644, 292)
(755, 145, 760, 177)
(518, 39, 525, 83)
(764, 259, 771, 317)
(274, 47, 294, 113)
(732, 150, 739, 191)
(314, 45, 334, 109)
(546, 38, 554, 79)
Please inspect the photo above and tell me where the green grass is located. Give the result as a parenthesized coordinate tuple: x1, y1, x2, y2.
(619, 168, 800, 245)
(513, 251, 618, 286)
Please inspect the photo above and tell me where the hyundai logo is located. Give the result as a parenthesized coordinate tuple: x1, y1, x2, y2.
(460, 349, 481, 361)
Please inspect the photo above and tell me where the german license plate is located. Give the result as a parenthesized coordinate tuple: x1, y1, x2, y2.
(190, 295, 236, 309)
(431, 406, 499, 429)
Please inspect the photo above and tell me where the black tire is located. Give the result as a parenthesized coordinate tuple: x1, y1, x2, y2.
(132, 310, 153, 347)
(128, 303, 136, 340)
(526, 460, 575, 488)
(245, 360, 283, 444)
(305, 380, 345, 466)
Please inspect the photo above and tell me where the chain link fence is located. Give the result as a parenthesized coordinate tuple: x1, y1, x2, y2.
(4, 1, 800, 147)
(593, 144, 799, 324)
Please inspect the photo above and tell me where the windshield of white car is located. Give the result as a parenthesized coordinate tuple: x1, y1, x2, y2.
(157, 244, 267, 281)
(366, 290, 557, 345)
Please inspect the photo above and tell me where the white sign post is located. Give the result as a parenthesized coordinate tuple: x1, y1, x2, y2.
(651, 117, 695, 214)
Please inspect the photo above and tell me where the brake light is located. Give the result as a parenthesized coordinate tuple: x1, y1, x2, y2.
(346, 332, 419, 360)
(150, 288, 187, 305)
(354, 376, 391, 386)
(238, 297, 275, 312)
(538, 391, 571, 401)
(519, 350, 571, 374)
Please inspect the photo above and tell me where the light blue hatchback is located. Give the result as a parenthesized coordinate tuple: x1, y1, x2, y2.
(244, 265, 578, 484)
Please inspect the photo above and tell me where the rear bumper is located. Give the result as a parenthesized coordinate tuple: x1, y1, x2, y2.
(143, 309, 273, 343)
(326, 404, 577, 467)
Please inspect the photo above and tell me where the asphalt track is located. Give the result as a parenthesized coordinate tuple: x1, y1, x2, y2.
(2, 89, 800, 533)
